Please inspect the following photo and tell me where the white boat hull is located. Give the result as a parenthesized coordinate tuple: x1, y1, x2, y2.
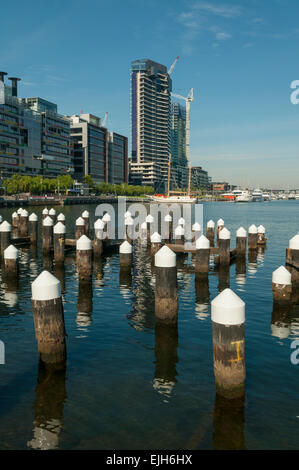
(149, 195, 197, 204)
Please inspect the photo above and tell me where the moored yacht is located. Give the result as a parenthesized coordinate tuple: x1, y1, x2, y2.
(262, 192, 270, 201)
(252, 188, 263, 202)
(233, 189, 253, 202)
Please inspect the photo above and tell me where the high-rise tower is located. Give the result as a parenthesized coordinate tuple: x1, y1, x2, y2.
(130, 59, 172, 191)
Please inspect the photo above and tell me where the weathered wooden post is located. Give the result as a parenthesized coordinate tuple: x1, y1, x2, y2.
(151, 232, 162, 255)
(12, 211, 18, 229)
(164, 214, 172, 243)
(211, 288, 245, 399)
(174, 225, 184, 246)
(154, 246, 178, 324)
(219, 228, 231, 265)
(75, 217, 85, 240)
(236, 227, 247, 258)
(53, 222, 66, 265)
(146, 214, 154, 242)
(82, 210, 90, 237)
(93, 219, 104, 258)
(57, 213, 65, 225)
(42, 208, 49, 221)
(29, 213, 38, 245)
(272, 266, 292, 303)
(17, 208, 22, 232)
(19, 209, 29, 237)
(248, 224, 258, 250)
(257, 225, 266, 246)
(4, 245, 19, 277)
(49, 208, 56, 225)
(42, 216, 54, 254)
(119, 240, 133, 267)
(192, 222, 202, 243)
(125, 216, 134, 244)
(195, 235, 210, 274)
(31, 271, 66, 364)
(288, 235, 299, 267)
(206, 220, 215, 247)
(217, 218, 224, 246)
(76, 235, 93, 281)
(0, 221, 12, 257)
(102, 213, 111, 247)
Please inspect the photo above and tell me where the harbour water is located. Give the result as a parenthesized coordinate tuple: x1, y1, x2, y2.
(0, 200, 298, 450)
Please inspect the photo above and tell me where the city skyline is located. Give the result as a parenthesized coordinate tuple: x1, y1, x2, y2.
(1, 0, 299, 188)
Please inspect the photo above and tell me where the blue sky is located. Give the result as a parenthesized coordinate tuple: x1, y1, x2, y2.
(1, 0, 299, 188)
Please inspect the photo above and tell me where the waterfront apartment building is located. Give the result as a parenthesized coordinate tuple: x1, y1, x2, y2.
(108, 132, 128, 184)
(130, 59, 172, 191)
(191, 166, 211, 190)
(170, 101, 188, 189)
(68, 114, 128, 185)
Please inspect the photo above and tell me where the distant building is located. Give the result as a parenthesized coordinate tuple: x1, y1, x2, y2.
(191, 166, 211, 189)
(68, 114, 128, 185)
(170, 102, 188, 189)
(130, 59, 172, 191)
(212, 182, 230, 192)
(108, 132, 128, 184)
(129, 161, 164, 191)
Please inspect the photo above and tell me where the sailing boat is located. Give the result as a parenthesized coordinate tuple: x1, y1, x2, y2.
(149, 155, 197, 203)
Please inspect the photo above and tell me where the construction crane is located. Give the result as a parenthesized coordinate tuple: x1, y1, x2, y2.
(102, 112, 108, 128)
(168, 56, 179, 76)
(171, 88, 194, 194)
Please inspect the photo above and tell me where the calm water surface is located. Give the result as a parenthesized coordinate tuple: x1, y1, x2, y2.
(0, 200, 298, 450)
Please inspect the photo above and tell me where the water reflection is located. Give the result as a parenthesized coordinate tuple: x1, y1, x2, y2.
(271, 301, 292, 339)
(27, 361, 66, 450)
(76, 280, 93, 328)
(217, 266, 230, 292)
(195, 274, 210, 320)
(213, 393, 245, 450)
(235, 259, 246, 287)
(248, 250, 258, 277)
(153, 323, 178, 402)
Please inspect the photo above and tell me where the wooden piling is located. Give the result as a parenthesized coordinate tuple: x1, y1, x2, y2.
(42, 216, 54, 254)
(154, 246, 178, 324)
(236, 227, 247, 258)
(219, 228, 231, 265)
(4, 245, 19, 277)
(53, 222, 66, 265)
(0, 221, 12, 257)
(206, 220, 215, 247)
(151, 232, 162, 255)
(75, 217, 85, 240)
(93, 219, 104, 258)
(29, 213, 38, 245)
(272, 266, 292, 303)
(174, 225, 184, 246)
(31, 271, 66, 364)
(76, 235, 93, 281)
(195, 235, 210, 274)
(82, 210, 90, 237)
(248, 225, 258, 250)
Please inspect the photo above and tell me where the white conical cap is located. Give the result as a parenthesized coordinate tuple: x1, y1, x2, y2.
(21, 209, 28, 217)
(155, 245, 176, 268)
(12, 212, 18, 218)
(217, 218, 224, 226)
(4, 244, 19, 260)
(124, 210, 132, 217)
(125, 216, 134, 226)
(120, 240, 133, 254)
(272, 266, 292, 285)
(145, 214, 154, 223)
(219, 227, 231, 240)
(192, 222, 201, 231)
(0, 221, 12, 232)
(82, 210, 89, 218)
(164, 214, 172, 222)
(236, 227, 247, 238)
(54, 222, 66, 234)
(49, 208, 56, 215)
(178, 217, 185, 225)
(258, 225, 265, 234)
(175, 225, 184, 236)
(17, 208, 23, 215)
(248, 224, 258, 234)
(102, 213, 111, 222)
(29, 213, 38, 222)
(94, 219, 105, 230)
(76, 235, 92, 250)
(211, 288, 245, 325)
(43, 216, 53, 226)
(289, 235, 299, 250)
(57, 213, 65, 221)
(207, 220, 215, 228)
(141, 222, 147, 230)
(151, 232, 162, 243)
(31, 270, 61, 301)
(196, 235, 210, 249)
(76, 217, 85, 226)
(42, 208, 49, 215)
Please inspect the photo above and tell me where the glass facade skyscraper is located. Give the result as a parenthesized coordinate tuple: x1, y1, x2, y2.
(130, 59, 172, 190)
